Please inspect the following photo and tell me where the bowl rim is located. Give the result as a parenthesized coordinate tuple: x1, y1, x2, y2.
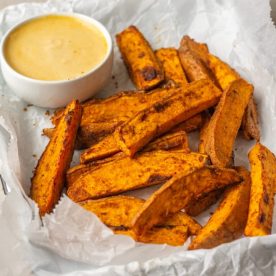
(0, 12, 113, 85)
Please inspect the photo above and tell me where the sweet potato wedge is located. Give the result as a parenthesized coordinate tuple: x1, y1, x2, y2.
(207, 54, 239, 91)
(80, 127, 189, 163)
(185, 190, 223, 217)
(155, 48, 188, 87)
(189, 167, 251, 250)
(114, 226, 189, 246)
(67, 151, 207, 202)
(178, 36, 216, 83)
(204, 79, 253, 167)
(66, 153, 125, 187)
(116, 25, 164, 90)
(244, 143, 276, 236)
(48, 87, 185, 149)
(80, 114, 201, 163)
(173, 113, 203, 133)
(207, 54, 260, 141)
(80, 195, 201, 235)
(30, 100, 82, 216)
(115, 79, 222, 157)
(131, 166, 242, 236)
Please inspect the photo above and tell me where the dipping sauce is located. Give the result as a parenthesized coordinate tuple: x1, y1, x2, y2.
(4, 15, 108, 81)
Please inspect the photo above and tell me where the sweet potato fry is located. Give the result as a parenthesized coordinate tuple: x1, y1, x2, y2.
(80, 195, 201, 235)
(115, 79, 222, 157)
(66, 153, 125, 187)
(244, 143, 276, 236)
(155, 48, 188, 87)
(173, 113, 203, 133)
(48, 87, 185, 149)
(143, 130, 189, 153)
(204, 79, 253, 167)
(189, 167, 251, 250)
(67, 151, 207, 202)
(116, 25, 164, 90)
(80, 113, 201, 163)
(114, 226, 189, 246)
(132, 166, 242, 236)
(207, 54, 239, 91)
(207, 54, 260, 141)
(80, 128, 189, 163)
(31, 100, 82, 216)
(185, 190, 223, 217)
(178, 36, 216, 83)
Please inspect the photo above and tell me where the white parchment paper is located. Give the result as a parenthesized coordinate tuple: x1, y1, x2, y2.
(1, 0, 276, 275)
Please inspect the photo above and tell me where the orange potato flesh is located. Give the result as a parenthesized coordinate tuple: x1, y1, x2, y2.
(31, 100, 82, 216)
(132, 166, 242, 236)
(207, 53, 260, 141)
(244, 143, 276, 236)
(116, 25, 164, 90)
(67, 151, 207, 202)
(172, 113, 203, 133)
(155, 48, 188, 87)
(80, 128, 189, 164)
(204, 79, 253, 167)
(189, 167, 251, 250)
(185, 190, 223, 217)
(198, 115, 210, 154)
(114, 226, 189, 246)
(80, 195, 201, 235)
(115, 79, 222, 157)
(207, 54, 240, 91)
(66, 153, 125, 187)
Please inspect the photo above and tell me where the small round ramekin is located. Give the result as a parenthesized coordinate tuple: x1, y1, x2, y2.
(0, 13, 113, 108)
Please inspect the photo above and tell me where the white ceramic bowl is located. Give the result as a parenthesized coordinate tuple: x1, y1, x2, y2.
(0, 13, 113, 108)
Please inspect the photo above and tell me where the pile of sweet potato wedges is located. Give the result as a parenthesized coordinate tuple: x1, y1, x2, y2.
(30, 25, 276, 249)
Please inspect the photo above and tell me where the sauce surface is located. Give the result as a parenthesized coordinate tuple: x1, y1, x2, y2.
(4, 15, 107, 81)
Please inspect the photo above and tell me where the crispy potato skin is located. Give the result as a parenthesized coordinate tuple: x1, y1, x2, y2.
(80, 128, 190, 164)
(114, 226, 189, 246)
(185, 190, 222, 217)
(115, 79, 222, 157)
(198, 115, 210, 154)
(207, 54, 260, 141)
(132, 166, 242, 236)
(204, 79, 253, 167)
(80, 195, 201, 235)
(67, 152, 207, 202)
(245, 143, 276, 236)
(241, 97, 260, 141)
(178, 36, 217, 84)
(116, 25, 164, 90)
(31, 100, 82, 216)
(189, 167, 251, 250)
(155, 48, 188, 87)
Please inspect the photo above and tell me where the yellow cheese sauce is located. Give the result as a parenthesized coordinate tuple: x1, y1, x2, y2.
(4, 15, 108, 81)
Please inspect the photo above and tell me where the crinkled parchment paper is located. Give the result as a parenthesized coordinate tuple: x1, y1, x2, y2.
(1, 0, 276, 275)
